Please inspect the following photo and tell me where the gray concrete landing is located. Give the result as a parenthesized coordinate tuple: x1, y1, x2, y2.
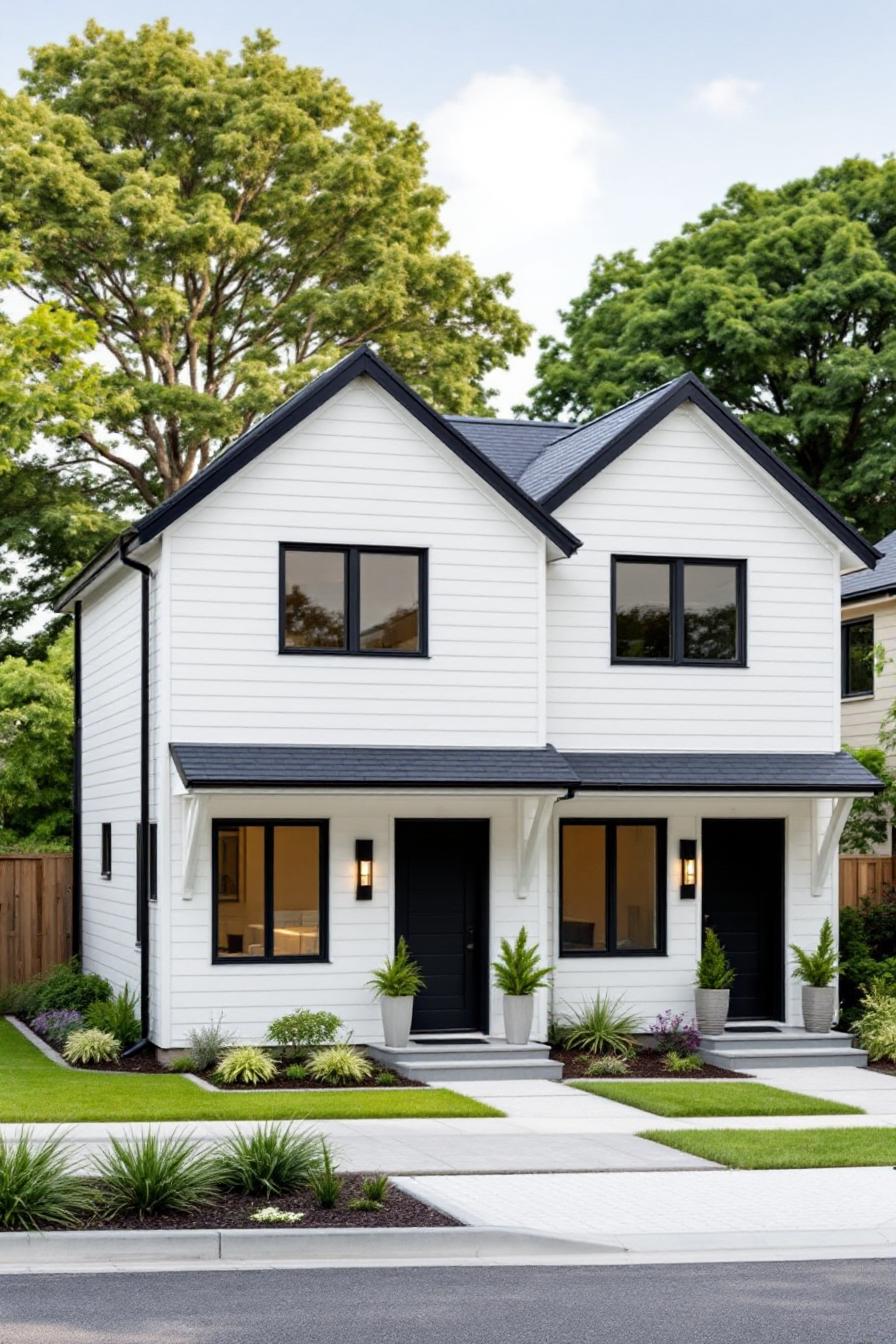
(699, 1024, 868, 1070)
(368, 1035, 563, 1083)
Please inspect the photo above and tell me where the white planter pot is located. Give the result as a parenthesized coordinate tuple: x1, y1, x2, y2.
(802, 985, 835, 1034)
(380, 995, 414, 1048)
(503, 994, 534, 1045)
(694, 987, 730, 1036)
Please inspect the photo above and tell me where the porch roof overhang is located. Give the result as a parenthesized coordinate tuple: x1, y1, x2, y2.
(170, 743, 579, 791)
(564, 751, 883, 795)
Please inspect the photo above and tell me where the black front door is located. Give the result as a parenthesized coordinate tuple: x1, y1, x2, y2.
(701, 819, 785, 1020)
(395, 819, 489, 1033)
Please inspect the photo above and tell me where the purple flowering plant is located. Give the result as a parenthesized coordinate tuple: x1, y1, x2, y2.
(30, 1009, 83, 1048)
(648, 1010, 700, 1055)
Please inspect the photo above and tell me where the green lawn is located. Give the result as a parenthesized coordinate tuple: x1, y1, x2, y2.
(572, 1080, 863, 1118)
(0, 1021, 501, 1122)
(640, 1127, 896, 1168)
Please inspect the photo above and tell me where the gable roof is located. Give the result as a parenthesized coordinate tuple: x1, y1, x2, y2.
(842, 529, 896, 604)
(444, 415, 574, 480)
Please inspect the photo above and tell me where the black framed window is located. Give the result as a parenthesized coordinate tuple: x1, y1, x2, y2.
(212, 820, 328, 963)
(612, 556, 746, 666)
(280, 544, 427, 656)
(149, 823, 158, 901)
(842, 616, 874, 697)
(100, 823, 111, 879)
(560, 819, 666, 956)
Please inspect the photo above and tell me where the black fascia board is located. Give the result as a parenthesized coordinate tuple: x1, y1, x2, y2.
(842, 584, 896, 606)
(131, 347, 581, 558)
(539, 373, 880, 570)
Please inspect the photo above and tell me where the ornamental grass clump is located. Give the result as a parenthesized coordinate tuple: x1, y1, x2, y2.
(663, 1050, 702, 1075)
(583, 1054, 630, 1077)
(214, 1124, 326, 1197)
(0, 1130, 95, 1230)
(307, 1043, 373, 1085)
(215, 1045, 277, 1086)
(307, 1142, 342, 1208)
(559, 993, 640, 1058)
(63, 1027, 121, 1065)
(94, 1131, 221, 1217)
(186, 1015, 234, 1072)
(853, 981, 896, 1062)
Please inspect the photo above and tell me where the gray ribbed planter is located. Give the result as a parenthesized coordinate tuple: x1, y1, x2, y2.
(694, 988, 730, 1036)
(802, 985, 835, 1034)
(502, 995, 534, 1045)
(380, 996, 414, 1048)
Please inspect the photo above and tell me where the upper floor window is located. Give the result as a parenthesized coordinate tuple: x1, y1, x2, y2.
(612, 557, 746, 666)
(280, 545, 427, 656)
(842, 616, 873, 697)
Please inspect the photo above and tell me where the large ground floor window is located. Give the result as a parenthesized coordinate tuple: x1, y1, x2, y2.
(213, 820, 328, 963)
(559, 819, 666, 956)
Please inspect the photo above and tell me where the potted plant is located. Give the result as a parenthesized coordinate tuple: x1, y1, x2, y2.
(367, 937, 425, 1048)
(694, 927, 735, 1034)
(790, 918, 839, 1033)
(492, 928, 554, 1045)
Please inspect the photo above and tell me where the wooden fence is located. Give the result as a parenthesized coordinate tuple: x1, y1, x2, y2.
(839, 855, 896, 909)
(0, 854, 73, 988)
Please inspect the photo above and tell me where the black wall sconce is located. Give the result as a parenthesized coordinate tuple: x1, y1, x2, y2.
(679, 839, 696, 899)
(355, 839, 373, 900)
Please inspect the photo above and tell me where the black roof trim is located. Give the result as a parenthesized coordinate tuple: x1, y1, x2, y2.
(842, 584, 896, 606)
(537, 373, 880, 569)
(131, 346, 580, 557)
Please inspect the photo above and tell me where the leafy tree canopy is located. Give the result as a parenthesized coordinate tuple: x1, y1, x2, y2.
(0, 20, 530, 507)
(526, 157, 896, 535)
(0, 625, 73, 847)
(840, 745, 896, 855)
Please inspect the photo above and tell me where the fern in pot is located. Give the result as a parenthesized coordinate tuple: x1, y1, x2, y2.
(492, 928, 553, 1045)
(367, 937, 425, 1048)
(695, 928, 735, 1035)
(790, 918, 839, 1033)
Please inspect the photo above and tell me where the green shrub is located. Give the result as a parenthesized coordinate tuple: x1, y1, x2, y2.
(348, 1197, 384, 1212)
(663, 1050, 702, 1074)
(696, 929, 736, 990)
(165, 1055, 196, 1074)
(790, 918, 839, 988)
(583, 1054, 630, 1077)
(360, 1173, 389, 1204)
(0, 1130, 95, 1230)
(491, 927, 553, 996)
(84, 986, 141, 1049)
(215, 1046, 277, 1086)
(559, 994, 640, 1057)
(214, 1124, 325, 1197)
(95, 1132, 220, 1217)
(31, 961, 113, 1017)
(266, 1010, 342, 1060)
(186, 1016, 234, 1072)
(367, 937, 425, 998)
(840, 900, 896, 1022)
(307, 1143, 342, 1208)
(853, 981, 896, 1061)
(307, 1043, 373, 1085)
(284, 1063, 307, 1081)
(374, 1070, 397, 1086)
(63, 1028, 120, 1065)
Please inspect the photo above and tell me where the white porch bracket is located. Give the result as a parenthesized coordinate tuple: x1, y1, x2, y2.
(517, 795, 557, 897)
(181, 794, 208, 900)
(811, 796, 854, 896)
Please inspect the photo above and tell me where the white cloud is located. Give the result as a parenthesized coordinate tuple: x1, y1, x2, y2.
(692, 76, 761, 119)
(424, 69, 611, 408)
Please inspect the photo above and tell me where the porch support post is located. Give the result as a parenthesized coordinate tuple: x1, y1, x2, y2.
(181, 794, 207, 899)
(517, 795, 555, 896)
(811, 796, 853, 896)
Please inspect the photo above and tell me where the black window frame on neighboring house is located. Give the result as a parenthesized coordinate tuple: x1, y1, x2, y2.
(559, 818, 667, 958)
(211, 818, 329, 965)
(100, 823, 112, 880)
(611, 556, 747, 667)
(279, 543, 428, 657)
(842, 615, 874, 698)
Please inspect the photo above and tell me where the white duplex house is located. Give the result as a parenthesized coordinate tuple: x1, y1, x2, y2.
(56, 347, 882, 1055)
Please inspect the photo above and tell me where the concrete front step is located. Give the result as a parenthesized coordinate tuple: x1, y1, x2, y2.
(370, 1040, 552, 1066)
(700, 1030, 857, 1052)
(379, 1057, 564, 1084)
(367, 1038, 562, 1083)
(701, 1046, 869, 1070)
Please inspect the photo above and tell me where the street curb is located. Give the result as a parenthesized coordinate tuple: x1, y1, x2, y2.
(0, 1225, 618, 1268)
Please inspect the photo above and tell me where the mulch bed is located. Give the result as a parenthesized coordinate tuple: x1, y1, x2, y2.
(867, 1058, 896, 1076)
(1, 1174, 459, 1233)
(74, 1045, 170, 1074)
(552, 1046, 748, 1080)
(206, 1063, 424, 1091)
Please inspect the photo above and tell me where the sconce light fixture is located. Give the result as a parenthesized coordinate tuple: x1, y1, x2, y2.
(679, 839, 696, 899)
(355, 839, 373, 900)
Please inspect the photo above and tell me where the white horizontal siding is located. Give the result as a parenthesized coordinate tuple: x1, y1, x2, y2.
(165, 377, 544, 748)
(547, 405, 840, 751)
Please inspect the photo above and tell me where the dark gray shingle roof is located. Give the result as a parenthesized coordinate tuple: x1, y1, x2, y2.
(565, 751, 882, 793)
(171, 745, 881, 794)
(443, 416, 575, 481)
(842, 530, 896, 603)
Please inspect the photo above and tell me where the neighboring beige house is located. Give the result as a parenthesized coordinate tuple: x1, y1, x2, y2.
(841, 529, 896, 854)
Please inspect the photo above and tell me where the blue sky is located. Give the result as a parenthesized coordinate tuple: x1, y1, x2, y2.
(4, 1, 896, 406)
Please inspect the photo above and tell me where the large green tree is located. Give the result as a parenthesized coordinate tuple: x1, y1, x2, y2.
(0, 20, 530, 507)
(527, 157, 896, 534)
(0, 625, 73, 847)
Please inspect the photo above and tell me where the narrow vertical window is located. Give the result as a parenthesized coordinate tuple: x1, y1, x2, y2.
(842, 617, 873, 697)
(614, 560, 672, 660)
(282, 549, 347, 650)
(682, 562, 739, 662)
(359, 551, 421, 652)
(100, 823, 112, 879)
(149, 823, 158, 901)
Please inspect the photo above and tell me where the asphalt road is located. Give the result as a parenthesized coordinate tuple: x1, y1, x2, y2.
(1, 1260, 895, 1344)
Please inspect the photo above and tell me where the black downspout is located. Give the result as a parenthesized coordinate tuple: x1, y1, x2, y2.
(119, 536, 152, 1041)
(71, 602, 82, 958)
